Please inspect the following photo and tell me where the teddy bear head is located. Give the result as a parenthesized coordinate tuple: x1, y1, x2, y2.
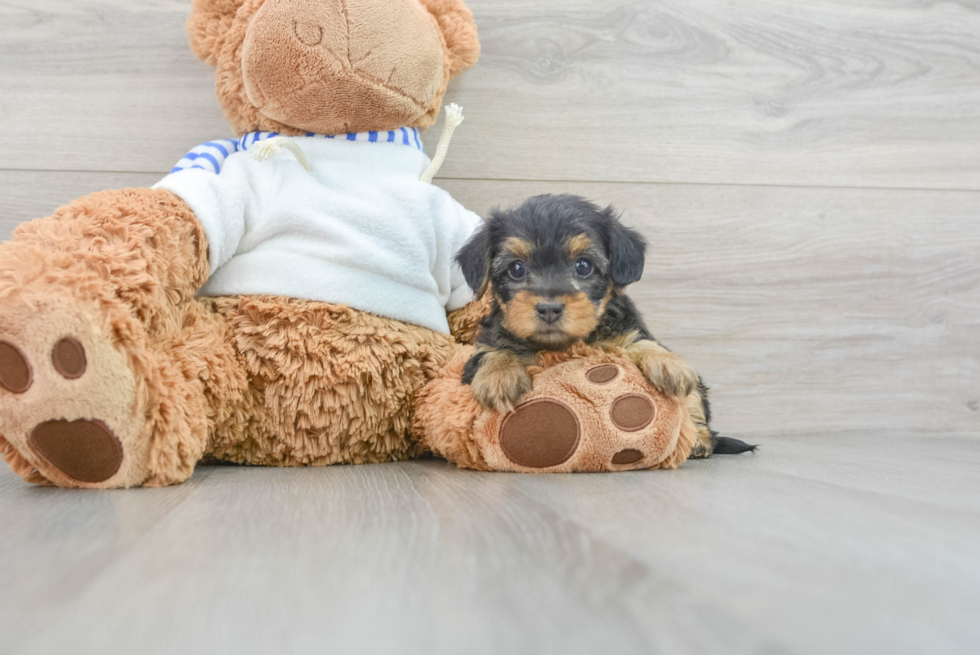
(187, 0, 480, 136)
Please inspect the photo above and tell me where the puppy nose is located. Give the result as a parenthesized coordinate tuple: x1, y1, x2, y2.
(535, 301, 564, 324)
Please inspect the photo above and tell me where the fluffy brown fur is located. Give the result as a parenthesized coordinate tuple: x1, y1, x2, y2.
(446, 291, 492, 345)
(203, 295, 455, 467)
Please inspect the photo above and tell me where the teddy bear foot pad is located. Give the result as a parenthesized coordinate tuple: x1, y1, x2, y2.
(489, 362, 684, 472)
(0, 300, 144, 488)
(419, 352, 696, 473)
(499, 385, 658, 469)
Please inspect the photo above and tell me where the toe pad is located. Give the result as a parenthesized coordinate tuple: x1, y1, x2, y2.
(610, 394, 655, 432)
(52, 337, 87, 379)
(29, 419, 123, 483)
(0, 341, 32, 394)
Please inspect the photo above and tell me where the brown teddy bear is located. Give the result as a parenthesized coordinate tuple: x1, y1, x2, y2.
(0, 0, 702, 488)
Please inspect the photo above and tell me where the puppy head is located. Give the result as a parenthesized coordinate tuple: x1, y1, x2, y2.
(456, 194, 646, 348)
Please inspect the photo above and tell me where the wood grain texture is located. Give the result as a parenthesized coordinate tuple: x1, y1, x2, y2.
(0, 171, 162, 235)
(1, 437, 979, 655)
(1, 0, 980, 188)
(3, 171, 977, 437)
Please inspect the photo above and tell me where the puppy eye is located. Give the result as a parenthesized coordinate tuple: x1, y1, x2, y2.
(575, 258, 593, 277)
(508, 261, 527, 280)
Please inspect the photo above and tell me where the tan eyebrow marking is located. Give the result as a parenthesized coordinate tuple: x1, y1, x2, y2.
(503, 237, 533, 260)
(568, 234, 595, 257)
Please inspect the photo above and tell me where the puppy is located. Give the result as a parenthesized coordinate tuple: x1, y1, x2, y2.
(455, 194, 754, 458)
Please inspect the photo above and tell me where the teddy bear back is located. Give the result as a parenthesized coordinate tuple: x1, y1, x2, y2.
(187, 0, 480, 136)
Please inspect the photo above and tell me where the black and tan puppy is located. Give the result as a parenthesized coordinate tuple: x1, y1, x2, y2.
(456, 194, 754, 458)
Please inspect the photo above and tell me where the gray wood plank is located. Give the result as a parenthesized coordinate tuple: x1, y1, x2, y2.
(1, 434, 978, 655)
(0, 466, 216, 652)
(2, 171, 978, 438)
(4, 464, 754, 655)
(2, 1, 980, 188)
(502, 433, 980, 655)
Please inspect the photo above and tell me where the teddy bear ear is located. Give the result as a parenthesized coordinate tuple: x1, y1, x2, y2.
(418, 0, 481, 78)
(187, 0, 247, 67)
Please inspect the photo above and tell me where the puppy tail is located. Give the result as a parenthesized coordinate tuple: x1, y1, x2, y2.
(710, 433, 758, 455)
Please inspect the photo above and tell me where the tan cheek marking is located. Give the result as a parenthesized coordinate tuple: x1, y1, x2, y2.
(597, 285, 613, 316)
(556, 292, 599, 338)
(502, 290, 543, 339)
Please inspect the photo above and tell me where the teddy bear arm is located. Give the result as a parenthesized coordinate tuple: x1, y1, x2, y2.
(5, 187, 210, 332)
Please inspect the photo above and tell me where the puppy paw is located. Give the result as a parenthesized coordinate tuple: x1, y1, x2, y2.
(686, 394, 715, 458)
(628, 342, 699, 398)
(470, 351, 532, 413)
(688, 434, 713, 459)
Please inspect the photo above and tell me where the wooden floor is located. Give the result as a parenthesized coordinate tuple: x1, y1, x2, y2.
(1, 1, 979, 653)
(3, 435, 980, 654)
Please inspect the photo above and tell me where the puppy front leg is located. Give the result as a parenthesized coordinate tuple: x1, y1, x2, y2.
(463, 348, 532, 413)
(623, 339, 700, 399)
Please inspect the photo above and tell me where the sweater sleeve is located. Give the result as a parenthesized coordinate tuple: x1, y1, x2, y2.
(446, 202, 484, 312)
(153, 152, 254, 276)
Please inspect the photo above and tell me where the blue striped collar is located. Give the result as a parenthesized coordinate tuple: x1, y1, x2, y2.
(170, 127, 425, 175)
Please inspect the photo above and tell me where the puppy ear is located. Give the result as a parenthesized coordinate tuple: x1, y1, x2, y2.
(456, 222, 492, 294)
(187, 0, 246, 67)
(605, 208, 647, 287)
(419, 0, 481, 78)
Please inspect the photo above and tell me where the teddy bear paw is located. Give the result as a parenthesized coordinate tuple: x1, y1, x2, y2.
(0, 299, 145, 488)
(481, 360, 691, 473)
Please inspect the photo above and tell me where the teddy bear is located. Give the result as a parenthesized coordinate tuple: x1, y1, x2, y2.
(0, 0, 704, 489)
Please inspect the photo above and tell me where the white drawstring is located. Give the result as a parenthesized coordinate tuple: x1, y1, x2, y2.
(251, 136, 314, 172)
(420, 104, 464, 183)
(250, 106, 465, 180)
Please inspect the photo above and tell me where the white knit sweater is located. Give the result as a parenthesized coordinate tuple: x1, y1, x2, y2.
(154, 130, 481, 334)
